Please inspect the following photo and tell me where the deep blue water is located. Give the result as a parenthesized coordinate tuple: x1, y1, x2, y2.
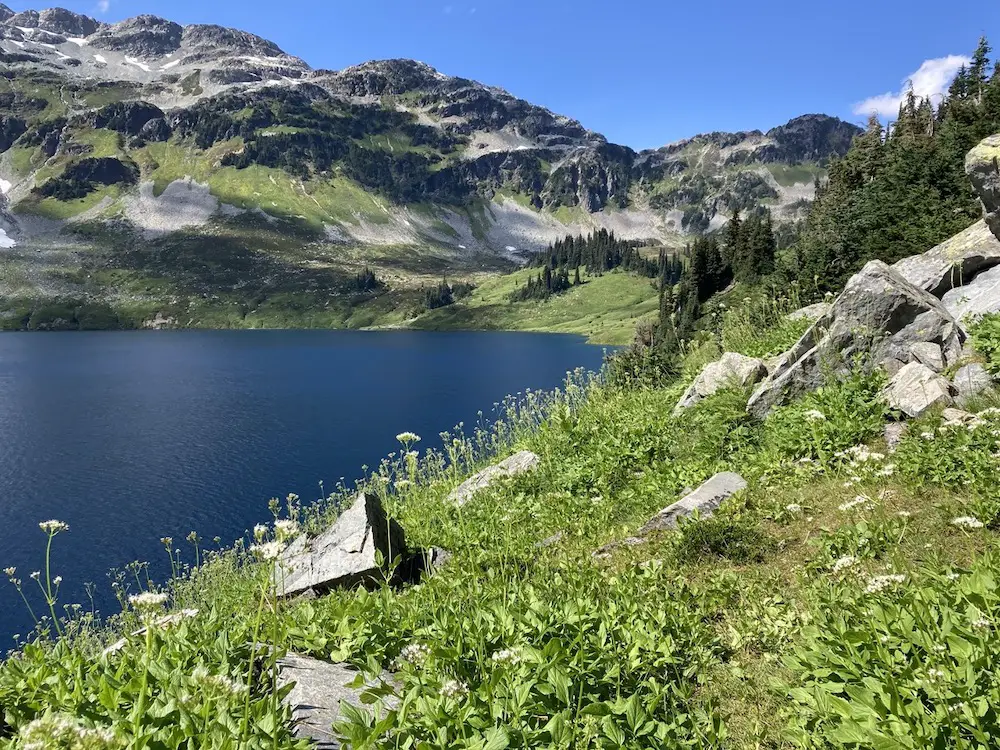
(0, 330, 607, 644)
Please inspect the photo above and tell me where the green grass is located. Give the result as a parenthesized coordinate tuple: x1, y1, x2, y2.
(410, 267, 660, 344)
(767, 163, 826, 187)
(75, 128, 125, 159)
(13, 186, 120, 220)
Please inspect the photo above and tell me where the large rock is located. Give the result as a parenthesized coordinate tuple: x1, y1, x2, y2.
(447, 450, 539, 506)
(893, 220, 1000, 297)
(884, 362, 954, 418)
(967, 134, 1000, 242)
(747, 261, 964, 418)
(673, 352, 768, 413)
(953, 363, 993, 404)
(942, 264, 1000, 323)
(277, 492, 407, 598)
(278, 653, 399, 749)
(638, 472, 748, 534)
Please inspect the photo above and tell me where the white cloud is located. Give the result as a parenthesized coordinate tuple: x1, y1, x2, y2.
(853, 54, 971, 118)
(96, 0, 110, 13)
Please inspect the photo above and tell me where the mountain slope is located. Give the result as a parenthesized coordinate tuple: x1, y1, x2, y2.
(0, 5, 861, 329)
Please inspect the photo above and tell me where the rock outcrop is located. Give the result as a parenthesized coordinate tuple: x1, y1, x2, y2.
(277, 492, 407, 598)
(278, 653, 398, 749)
(967, 134, 1000, 242)
(747, 261, 965, 418)
(893, 220, 1000, 298)
(674, 353, 768, 414)
(447, 450, 539, 506)
(884, 362, 954, 418)
(787, 302, 831, 322)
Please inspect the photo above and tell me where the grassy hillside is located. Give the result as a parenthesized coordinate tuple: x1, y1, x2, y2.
(3, 307, 1000, 748)
(409, 267, 661, 345)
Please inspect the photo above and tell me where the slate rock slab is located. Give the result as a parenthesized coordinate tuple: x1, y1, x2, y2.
(447, 451, 539, 506)
(277, 492, 407, 598)
(278, 653, 399, 749)
(674, 353, 767, 413)
(884, 362, 954, 418)
(953, 363, 993, 404)
(639, 472, 748, 534)
(893, 220, 1000, 298)
(942, 263, 1000, 324)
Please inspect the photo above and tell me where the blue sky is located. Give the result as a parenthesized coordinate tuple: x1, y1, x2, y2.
(8, 0, 1000, 149)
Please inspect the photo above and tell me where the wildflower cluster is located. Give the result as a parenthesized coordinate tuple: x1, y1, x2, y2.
(864, 574, 906, 594)
(18, 713, 118, 749)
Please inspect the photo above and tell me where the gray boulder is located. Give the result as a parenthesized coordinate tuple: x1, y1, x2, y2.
(884, 362, 954, 418)
(953, 363, 993, 404)
(967, 134, 1000, 242)
(892, 220, 1000, 298)
(447, 450, 539, 506)
(942, 264, 1000, 323)
(639, 472, 748, 534)
(909, 341, 946, 372)
(278, 653, 399, 749)
(674, 352, 768, 414)
(748, 261, 964, 418)
(277, 492, 407, 598)
(786, 302, 831, 322)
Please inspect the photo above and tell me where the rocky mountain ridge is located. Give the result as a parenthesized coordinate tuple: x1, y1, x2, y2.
(0, 5, 861, 326)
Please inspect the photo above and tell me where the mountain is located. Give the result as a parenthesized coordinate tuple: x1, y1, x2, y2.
(0, 6, 861, 329)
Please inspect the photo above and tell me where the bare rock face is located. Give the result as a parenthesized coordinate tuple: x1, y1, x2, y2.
(674, 352, 768, 414)
(747, 261, 964, 418)
(447, 450, 540, 506)
(0, 5, 13, 22)
(278, 653, 399, 749)
(37, 8, 101, 37)
(967, 134, 1000, 243)
(276, 492, 407, 598)
(893, 220, 1000, 298)
(884, 362, 954, 418)
(90, 14, 183, 58)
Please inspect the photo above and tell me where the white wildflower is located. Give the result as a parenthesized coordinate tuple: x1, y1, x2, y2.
(865, 574, 906, 594)
(832, 555, 858, 574)
(440, 679, 468, 698)
(398, 643, 430, 665)
(193, 666, 248, 695)
(972, 616, 992, 630)
(129, 592, 168, 611)
(18, 713, 116, 749)
(3, 567, 14, 578)
(38, 520, 69, 534)
(785, 503, 803, 514)
(946, 572, 960, 581)
(951, 516, 985, 529)
(253, 523, 268, 541)
(896, 511, 912, 518)
(274, 519, 298, 541)
(251, 541, 283, 560)
(921, 431, 935, 440)
(804, 410, 826, 422)
(30, 571, 40, 581)
(926, 667, 946, 683)
(839, 495, 873, 512)
(52, 576, 62, 585)
(491, 647, 523, 665)
(396, 432, 421, 444)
